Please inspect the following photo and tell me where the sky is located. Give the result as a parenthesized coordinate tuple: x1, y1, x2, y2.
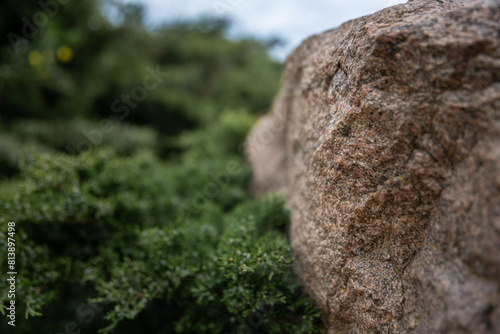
(116, 0, 406, 60)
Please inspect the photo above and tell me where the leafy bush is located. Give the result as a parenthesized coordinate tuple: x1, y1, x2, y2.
(11, 118, 160, 156)
(0, 148, 322, 333)
(0, 133, 29, 178)
(0, 1, 321, 333)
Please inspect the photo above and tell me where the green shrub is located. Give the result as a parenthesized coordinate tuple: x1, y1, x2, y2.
(0, 133, 27, 178)
(11, 118, 159, 156)
(0, 147, 322, 333)
(0, 2, 319, 332)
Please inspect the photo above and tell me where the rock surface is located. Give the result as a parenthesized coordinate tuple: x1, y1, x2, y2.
(246, 0, 500, 333)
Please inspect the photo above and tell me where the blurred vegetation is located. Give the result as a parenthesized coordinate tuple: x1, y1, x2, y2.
(0, 0, 322, 333)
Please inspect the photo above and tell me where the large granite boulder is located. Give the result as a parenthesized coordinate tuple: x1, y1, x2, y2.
(246, 0, 500, 332)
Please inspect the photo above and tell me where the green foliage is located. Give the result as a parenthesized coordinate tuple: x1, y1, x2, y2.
(11, 118, 159, 155)
(1, 148, 322, 333)
(0, 0, 321, 333)
(0, 1, 281, 131)
(0, 228, 63, 319)
(88, 195, 320, 334)
(0, 132, 30, 178)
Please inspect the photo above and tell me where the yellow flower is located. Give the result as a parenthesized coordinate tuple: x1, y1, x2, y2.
(57, 45, 73, 63)
(28, 50, 43, 67)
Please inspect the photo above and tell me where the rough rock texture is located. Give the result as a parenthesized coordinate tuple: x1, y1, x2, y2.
(246, 1, 500, 333)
